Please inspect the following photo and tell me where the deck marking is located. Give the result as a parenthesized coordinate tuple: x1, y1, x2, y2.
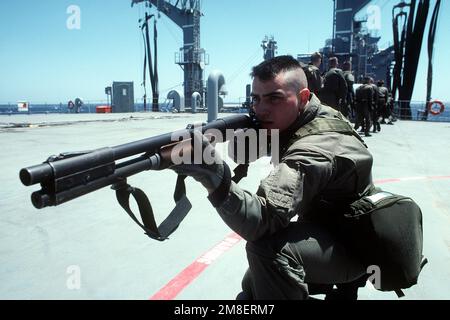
(149, 175, 450, 300)
(150, 232, 242, 300)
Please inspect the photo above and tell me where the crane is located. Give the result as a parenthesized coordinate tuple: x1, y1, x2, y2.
(132, 0, 208, 111)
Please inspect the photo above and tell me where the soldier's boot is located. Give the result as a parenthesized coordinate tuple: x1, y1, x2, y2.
(324, 275, 369, 300)
(236, 268, 253, 300)
(307, 283, 334, 299)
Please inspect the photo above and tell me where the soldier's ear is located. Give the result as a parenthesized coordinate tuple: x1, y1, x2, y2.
(299, 88, 310, 106)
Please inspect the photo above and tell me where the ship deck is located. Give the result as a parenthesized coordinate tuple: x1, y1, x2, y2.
(1, 112, 449, 300)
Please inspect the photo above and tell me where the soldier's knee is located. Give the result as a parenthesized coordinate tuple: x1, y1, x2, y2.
(245, 237, 276, 260)
(246, 238, 305, 278)
(245, 238, 308, 299)
(241, 269, 253, 293)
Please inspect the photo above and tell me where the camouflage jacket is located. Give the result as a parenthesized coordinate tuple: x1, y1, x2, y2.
(319, 68, 348, 109)
(215, 94, 374, 241)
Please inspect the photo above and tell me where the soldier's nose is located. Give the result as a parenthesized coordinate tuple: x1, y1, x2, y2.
(256, 105, 270, 118)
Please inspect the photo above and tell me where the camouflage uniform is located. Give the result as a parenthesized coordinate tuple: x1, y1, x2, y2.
(319, 68, 348, 113)
(303, 64, 323, 96)
(215, 94, 374, 299)
(377, 85, 391, 123)
(343, 71, 355, 119)
(355, 84, 374, 136)
(370, 83, 381, 132)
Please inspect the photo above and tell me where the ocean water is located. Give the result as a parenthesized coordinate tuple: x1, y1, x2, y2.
(0, 102, 171, 114)
(1, 101, 449, 122)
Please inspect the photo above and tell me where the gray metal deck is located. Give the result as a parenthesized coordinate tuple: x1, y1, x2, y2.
(1, 112, 449, 300)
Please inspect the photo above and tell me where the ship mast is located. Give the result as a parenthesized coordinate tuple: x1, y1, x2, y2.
(132, 0, 208, 111)
(261, 36, 278, 61)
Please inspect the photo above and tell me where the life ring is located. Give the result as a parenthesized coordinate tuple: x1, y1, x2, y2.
(68, 100, 75, 109)
(428, 100, 445, 116)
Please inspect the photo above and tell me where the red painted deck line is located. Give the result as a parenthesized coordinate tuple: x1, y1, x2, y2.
(150, 232, 242, 300)
(149, 175, 450, 300)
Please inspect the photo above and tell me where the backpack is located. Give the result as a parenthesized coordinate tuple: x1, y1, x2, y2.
(303, 64, 316, 83)
(301, 62, 321, 95)
(340, 189, 426, 296)
(291, 113, 427, 297)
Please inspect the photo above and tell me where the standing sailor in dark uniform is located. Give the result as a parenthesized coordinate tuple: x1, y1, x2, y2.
(369, 78, 381, 133)
(377, 80, 393, 125)
(342, 61, 355, 120)
(302, 52, 323, 96)
(319, 57, 348, 112)
(355, 77, 373, 137)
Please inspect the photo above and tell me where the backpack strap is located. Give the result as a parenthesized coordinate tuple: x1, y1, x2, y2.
(395, 289, 405, 298)
(286, 111, 367, 150)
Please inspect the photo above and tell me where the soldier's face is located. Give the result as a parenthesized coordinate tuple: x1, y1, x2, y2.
(251, 73, 303, 132)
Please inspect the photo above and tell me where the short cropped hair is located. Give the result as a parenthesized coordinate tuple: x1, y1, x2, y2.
(311, 52, 322, 64)
(329, 57, 338, 68)
(251, 55, 302, 81)
(342, 61, 351, 71)
(251, 55, 307, 92)
(363, 76, 372, 84)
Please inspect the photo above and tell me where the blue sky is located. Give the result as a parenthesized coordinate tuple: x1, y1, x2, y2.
(0, 0, 448, 104)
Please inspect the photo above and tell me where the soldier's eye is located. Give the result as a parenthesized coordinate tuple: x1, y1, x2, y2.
(269, 96, 282, 103)
(251, 96, 259, 105)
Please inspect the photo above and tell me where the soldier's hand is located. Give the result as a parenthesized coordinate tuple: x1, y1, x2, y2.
(169, 130, 232, 207)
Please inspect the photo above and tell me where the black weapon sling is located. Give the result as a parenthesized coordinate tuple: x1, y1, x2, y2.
(113, 163, 250, 241)
(113, 174, 191, 241)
